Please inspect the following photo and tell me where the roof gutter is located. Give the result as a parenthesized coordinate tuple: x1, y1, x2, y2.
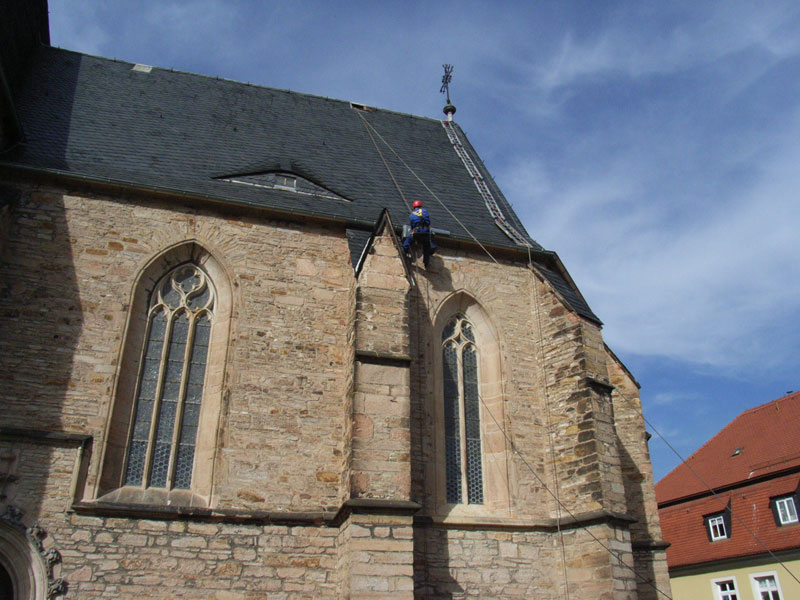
(0, 161, 383, 229)
(0, 161, 546, 257)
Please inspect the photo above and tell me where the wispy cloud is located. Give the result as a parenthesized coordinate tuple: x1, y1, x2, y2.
(46, 1, 800, 478)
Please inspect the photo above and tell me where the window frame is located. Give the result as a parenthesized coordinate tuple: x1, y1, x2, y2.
(711, 576, 739, 600)
(441, 314, 484, 505)
(94, 243, 232, 507)
(431, 293, 510, 519)
(750, 571, 783, 600)
(708, 514, 727, 540)
(771, 495, 799, 526)
(121, 263, 215, 492)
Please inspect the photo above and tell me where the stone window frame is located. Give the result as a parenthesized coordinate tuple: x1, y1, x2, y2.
(0, 522, 48, 600)
(94, 241, 232, 508)
(122, 263, 215, 491)
(431, 292, 510, 518)
(441, 314, 484, 505)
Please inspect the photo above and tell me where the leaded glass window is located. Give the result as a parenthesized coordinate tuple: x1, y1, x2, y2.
(124, 264, 215, 490)
(442, 315, 483, 504)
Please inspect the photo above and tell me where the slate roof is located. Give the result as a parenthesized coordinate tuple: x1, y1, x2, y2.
(656, 392, 800, 503)
(6, 46, 536, 251)
(2, 45, 600, 323)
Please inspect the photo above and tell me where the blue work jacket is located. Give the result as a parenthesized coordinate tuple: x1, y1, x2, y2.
(409, 208, 431, 232)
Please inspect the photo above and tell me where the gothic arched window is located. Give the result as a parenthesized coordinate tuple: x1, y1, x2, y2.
(123, 264, 215, 491)
(442, 315, 484, 504)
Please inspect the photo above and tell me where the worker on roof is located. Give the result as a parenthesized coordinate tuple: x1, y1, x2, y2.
(403, 200, 437, 267)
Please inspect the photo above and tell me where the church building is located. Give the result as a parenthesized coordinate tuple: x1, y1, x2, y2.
(0, 2, 670, 598)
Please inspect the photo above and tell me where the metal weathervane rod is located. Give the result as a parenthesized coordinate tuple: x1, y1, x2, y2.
(440, 64, 454, 103)
(441, 64, 456, 120)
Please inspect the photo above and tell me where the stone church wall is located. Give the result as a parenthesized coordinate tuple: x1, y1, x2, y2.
(0, 184, 354, 512)
(0, 178, 669, 598)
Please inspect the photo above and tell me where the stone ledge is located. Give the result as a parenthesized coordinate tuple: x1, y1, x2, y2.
(584, 376, 615, 394)
(0, 427, 92, 445)
(415, 509, 636, 532)
(332, 498, 422, 526)
(355, 351, 412, 366)
(71, 501, 335, 525)
(71, 498, 424, 527)
(631, 540, 671, 551)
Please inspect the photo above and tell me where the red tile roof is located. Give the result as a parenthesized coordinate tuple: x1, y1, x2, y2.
(658, 473, 800, 567)
(656, 391, 800, 503)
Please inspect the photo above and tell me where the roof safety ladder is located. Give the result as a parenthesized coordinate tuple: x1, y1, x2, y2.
(442, 121, 531, 247)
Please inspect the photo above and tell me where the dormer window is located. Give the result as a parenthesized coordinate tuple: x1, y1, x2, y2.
(216, 171, 348, 201)
(274, 173, 296, 190)
(772, 495, 799, 526)
(706, 513, 729, 541)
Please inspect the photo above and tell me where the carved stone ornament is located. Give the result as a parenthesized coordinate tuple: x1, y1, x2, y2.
(0, 504, 68, 599)
(48, 578, 67, 598)
(44, 548, 62, 578)
(0, 504, 25, 529)
(27, 522, 45, 553)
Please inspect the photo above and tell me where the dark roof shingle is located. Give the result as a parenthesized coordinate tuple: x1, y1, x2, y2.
(4, 46, 603, 323)
(9, 47, 539, 251)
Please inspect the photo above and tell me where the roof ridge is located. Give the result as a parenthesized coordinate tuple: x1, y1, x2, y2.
(45, 45, 445, 125)
(737, 390, 800, 417)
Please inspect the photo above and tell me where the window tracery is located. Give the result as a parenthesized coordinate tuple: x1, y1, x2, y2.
(442, 315, 484, 505)
(123, 264, 214, 491)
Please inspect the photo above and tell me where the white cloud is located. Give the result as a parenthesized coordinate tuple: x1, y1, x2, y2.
(533, 2, 800, 93)
(505, 107, 800, 372)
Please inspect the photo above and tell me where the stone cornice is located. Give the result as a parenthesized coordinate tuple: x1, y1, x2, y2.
(0, 427, 91, 446)
(414, 509, 637, 532)
(354, 350, 412, 366)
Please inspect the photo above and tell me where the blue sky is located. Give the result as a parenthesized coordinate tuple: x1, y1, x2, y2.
(48, 1, 800, 481)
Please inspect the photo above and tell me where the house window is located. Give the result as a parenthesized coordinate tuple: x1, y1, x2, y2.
(123, 264, 214, 490)
(751, 573, 782, 600)
(707, 514, 728, 540)
(442, 315, 483, 504)
(773, 496, 798, 525)
(713, 579, 739, 600)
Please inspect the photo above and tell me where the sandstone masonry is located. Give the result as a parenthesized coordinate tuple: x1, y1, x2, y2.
(0, 180, 671, 599)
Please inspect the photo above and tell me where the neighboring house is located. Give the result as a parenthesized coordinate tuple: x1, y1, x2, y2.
(0, 1, 670, 598)
(656, 391, 800, 600)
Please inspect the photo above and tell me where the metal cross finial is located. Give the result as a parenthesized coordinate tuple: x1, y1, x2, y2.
(440, 64, 454, 103)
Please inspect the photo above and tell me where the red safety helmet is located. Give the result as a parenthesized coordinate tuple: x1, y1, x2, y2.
(412, 200, 423, 208)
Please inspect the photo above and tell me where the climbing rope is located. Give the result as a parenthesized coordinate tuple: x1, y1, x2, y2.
(351, 114, 800, 598)
(356, 112, 675, 598)
(356, 113, 501, 266)
(355, 110, 411, 212)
